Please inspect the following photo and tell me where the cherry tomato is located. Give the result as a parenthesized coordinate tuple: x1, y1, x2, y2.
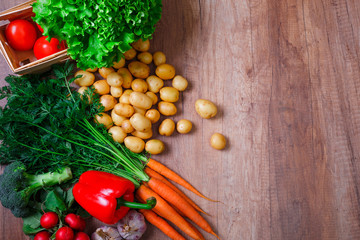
(40, 212, 59, 229)
(34, 231, 51, 240)
(65, 213, 86, 231)
(5, 19, 37, 51)
(55, 226, 74, 240)
(36, 23, 44, 33)
(74, 232, 90, 240)
(33, 36, 65, 59)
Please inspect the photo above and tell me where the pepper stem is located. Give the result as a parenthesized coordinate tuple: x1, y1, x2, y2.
(116, 197, 156, 210)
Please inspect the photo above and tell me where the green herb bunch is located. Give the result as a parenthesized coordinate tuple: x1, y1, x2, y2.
(32, 0, 162, 69)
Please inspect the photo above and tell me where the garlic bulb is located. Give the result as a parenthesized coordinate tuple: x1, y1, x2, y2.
(117, 210, 147, 240)
(91, 226, 122, 240)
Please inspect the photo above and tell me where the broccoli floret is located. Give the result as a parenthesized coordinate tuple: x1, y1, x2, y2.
(0, 162, 72, 217)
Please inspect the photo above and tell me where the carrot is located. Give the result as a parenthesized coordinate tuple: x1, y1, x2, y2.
(145, 167, 208, 215)
(136, 185, 203, 240)
(147, 158, 217, 202)
(148, 177, 219, 239)
(139, 209, 186, 240)
(187, 220, 205, 240)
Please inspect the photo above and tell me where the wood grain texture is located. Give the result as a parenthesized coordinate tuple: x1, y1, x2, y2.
(1, 0, 360, 239)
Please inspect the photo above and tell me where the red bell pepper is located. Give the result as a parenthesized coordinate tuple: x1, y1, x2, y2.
(73, 171, 155, 224)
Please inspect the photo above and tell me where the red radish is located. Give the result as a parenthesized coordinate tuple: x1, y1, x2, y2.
(65, 213, 86, 231)
(40, 212, 59, 229)
(5, 19, 37, 51)
(34, 231, 51, 240)
(74, 232, 90, 240)
(56, 226, 74, 240)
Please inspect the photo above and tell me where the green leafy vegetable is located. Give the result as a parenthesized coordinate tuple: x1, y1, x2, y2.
(32, 0, 162, 69)
(45, 190, 67, 213)
(22, 212, 44, 235)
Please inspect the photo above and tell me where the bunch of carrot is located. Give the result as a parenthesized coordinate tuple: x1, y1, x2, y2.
(137, 159, 220, 240)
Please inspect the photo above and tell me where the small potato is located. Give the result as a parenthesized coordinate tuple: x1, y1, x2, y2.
(78, 86, 92, 103)
(210, 133, 226, 150)
(156, 64, 176, 80)
(153, 51, 166, 66)
(133, 106, 146, 115)
(132, 129, 153, 140)
(117, 68, 133, 89)
(145, 109, 161, 124)
(145, 139, 165, 155)
(110, 86, 123, 98)
(114, 103, 134, 118)
(107, 72, 123, 87)
(130, 113, 152, 132)
(159, 119, 175, 136)
(123, 89, 134, 95)
(124, 136, 145, 153)
(95, 113, 113, 129)
(158, 101, 177, 116)
(86, 67, 98, 72)
(172, 75, 188, 91)
(131, 79, 148, 93)
(112, 58, 126, 69)
(124, 48, 137, 60)
(74, 70, 95, 87)
(195, 99, 218, 119)
(128, 61, 150, 79)
(146, 75, 164, 93)
(99, 67, 115, 79)
(145, 92, 158, 105)
(100, 95, 117, 112)
(137, 52, 153, 65)
(93, 80, 110, 95)
(121, 119, 134, 133)
(108, 126, 127, 143)
(119, 90, 133, 104)
(132, 39, 150, 52)
(176, 119, 193, 134)
(111, 110, 127, 126)
(160, 87, 179, 103)
(129, 92, 152, 110)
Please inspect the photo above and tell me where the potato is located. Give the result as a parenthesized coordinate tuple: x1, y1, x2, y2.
(114, 103, 134, 118)
(133, 106, 146, 115)
(145, 92, 158, 105)
(176, 119, 192, 134)
(110, 86, 123, 98)
(130, 113, 152, 133)
(158, 101, 177, 116)
(124, 136, 145, 153)
(107, 72, 123, 87)
(86, 67, 98, 72)
(99, 67, 115, 79)
(108, 126, 127, 143)
(145, 109, 161, 124)
(111, 110, 127, 126)
(131, 79, 148, 93)
(124, 48, 137, 60)
(132, 129, 153, 140)
(153, 51, 166, 66)
(78, 87, 92, 103)
(195, 99, 218, 119)
(117, 68, 133, 89)
(160, 87, 179, 103)
(93, 80, 110, 95)
(74, 70, 95, 87)
(159, 119, 175, 136)
(129, 92, 152, 110)
(137, 52, 153, 65)
(145, 139, 165, 155)
(119, 89, 133, 104)
(155, 64, 176, 80)
(121, 119, 134, 133)
(146, 75, 164, 93)
(172, 75, 188, 91)
(210, 133, 226, 150)
(95, 113, 113, 129)
(112, 58, 126, 69)
(100, 95, 117, 112)
(132, 39, 150, 52)
(128, 61, 150, 79)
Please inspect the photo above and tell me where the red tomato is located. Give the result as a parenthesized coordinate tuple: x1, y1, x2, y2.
(36, 23, 44, 33)
(65, 213, 86, 231)
(74, 232, 90, 240)
(55, 226, 74, 240)
(33, 36, 65, 59)
(5, 19, 37, 51)
(34, 231, 51, 240)
(40, 212, 59, 229)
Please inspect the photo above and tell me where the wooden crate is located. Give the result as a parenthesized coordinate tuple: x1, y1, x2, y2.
(0, 0, 70, 75)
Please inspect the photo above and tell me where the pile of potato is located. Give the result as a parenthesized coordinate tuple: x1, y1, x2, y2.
(74, 39, 192, 155)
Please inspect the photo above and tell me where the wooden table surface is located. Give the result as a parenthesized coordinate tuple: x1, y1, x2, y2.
(1, 0, 360, 239)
